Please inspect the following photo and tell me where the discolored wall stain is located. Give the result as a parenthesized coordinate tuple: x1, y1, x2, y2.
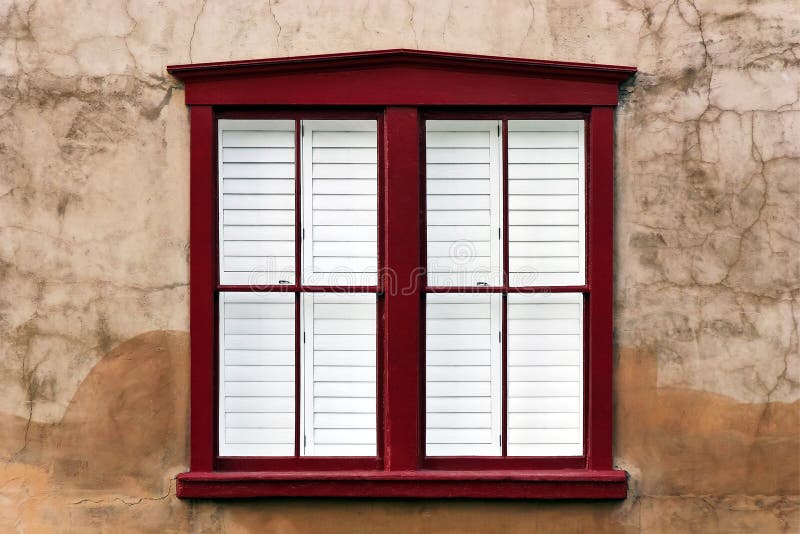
(0, 0, 798, 531)
(0, 331, 796, 532)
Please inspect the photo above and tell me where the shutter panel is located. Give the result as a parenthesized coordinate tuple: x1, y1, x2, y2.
(506, 293, 583, 456)
(426, 293, 502, 456)
(219, 120, 296, 286)
(302, 121, 378, 286)
(426, 121, 502, 286)
(302, 292, 376, 456)
(219, 292, 295, 456)
(508, 120, 585, 286)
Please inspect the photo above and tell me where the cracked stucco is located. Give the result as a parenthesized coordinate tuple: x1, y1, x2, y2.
(0, 0, 797, 532)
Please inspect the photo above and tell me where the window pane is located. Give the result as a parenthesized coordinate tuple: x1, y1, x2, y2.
(425, 293, 502, 456)
(302, 120, 378, 286)
(218, 120, 296, 286)
(508, 120, 585, 286)
(302, 292, 376, 456)
(426, 121, 502, 287)
(218, 292, 295, 457)
(506, 292, 583, 456)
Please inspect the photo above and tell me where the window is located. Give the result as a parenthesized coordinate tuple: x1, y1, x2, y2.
(217, 118, 380, 460)
(168, 49, 635, 499)
(423, 119, 586, 461)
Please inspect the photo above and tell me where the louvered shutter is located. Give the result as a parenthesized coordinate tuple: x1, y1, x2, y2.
(425, 293, 502, 456)
(218, 120, 296, 286)
(508, 120, 585, 286)
(302, 121, 378, 286)
(218, 292, 295, 456)
(506, 293, 583, 456)
(426, 121, 502, 286)
(302, 293, 376, 456)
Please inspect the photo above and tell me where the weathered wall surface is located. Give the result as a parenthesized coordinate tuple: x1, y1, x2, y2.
(0, 0, 797, 531)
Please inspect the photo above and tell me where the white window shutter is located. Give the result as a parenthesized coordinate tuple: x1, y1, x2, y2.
(508, 120, 585, 286)
(426, 293, 502, 456)
(302, 121, 378, 286)
(302, 293, 376, 456)
(506, 293, 583, 456)
(218, 292, 295, 456)
(218, 120, 296, 286)
(426, 121, 502, 287)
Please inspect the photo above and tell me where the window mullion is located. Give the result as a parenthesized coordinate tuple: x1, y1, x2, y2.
(382, 107, 422, 470)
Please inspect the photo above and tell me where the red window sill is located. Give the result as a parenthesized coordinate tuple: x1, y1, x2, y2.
(176, 469, 628, 499)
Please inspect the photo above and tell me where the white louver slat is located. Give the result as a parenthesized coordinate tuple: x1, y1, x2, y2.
(302, 292, 377, 456)
(508, 120, 585, 287)
(426, 121, 502, 287)
(302, 121, 378, 286)
(219, 292, 295, 456)
(506, 293, 583, 456)
(218, 120, 296, 286)
(425, 293, 502, 456)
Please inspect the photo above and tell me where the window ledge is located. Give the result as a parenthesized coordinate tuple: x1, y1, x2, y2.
(176, 469, 627, 499)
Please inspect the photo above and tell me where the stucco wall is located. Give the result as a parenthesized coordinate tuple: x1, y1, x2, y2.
(0, 0, 798, 531)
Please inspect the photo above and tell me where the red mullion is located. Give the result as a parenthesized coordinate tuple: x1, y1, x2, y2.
(217, 457, 380, 472)
(383, 107, 422, 471)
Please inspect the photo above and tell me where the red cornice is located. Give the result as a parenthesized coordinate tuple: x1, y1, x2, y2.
(167, 48, 636, 84)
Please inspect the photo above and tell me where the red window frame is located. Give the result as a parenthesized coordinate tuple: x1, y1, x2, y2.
(168, 49, 635, 499)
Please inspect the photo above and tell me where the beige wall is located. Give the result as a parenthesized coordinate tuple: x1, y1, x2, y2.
(0, 0, 798, 531)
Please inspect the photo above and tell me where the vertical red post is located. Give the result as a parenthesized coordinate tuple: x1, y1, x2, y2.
(189, 105, 216, 472)
(586, 106, 614, 470)
(382, 107, 421, 471)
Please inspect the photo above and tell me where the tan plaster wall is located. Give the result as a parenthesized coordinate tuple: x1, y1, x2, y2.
(0, 0, 797, 531)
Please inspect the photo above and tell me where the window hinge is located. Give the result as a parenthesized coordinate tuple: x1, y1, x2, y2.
(303, 331, 306, 343)
(499, 434, 502, 446)
(498, 227, 501, 240)
(497, 124, 500, 137)
(301, 124, 305, 136)
(302, 228, 305, 240)
(499, 330, 502, 343)
(304, 435, 307, 447)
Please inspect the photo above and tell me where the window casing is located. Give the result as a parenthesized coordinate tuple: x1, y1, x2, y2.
(169, 49, 635, 499)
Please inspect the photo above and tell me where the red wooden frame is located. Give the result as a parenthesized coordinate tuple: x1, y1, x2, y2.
(169, 49, 635, 499)
(419, 111, 588, 472)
